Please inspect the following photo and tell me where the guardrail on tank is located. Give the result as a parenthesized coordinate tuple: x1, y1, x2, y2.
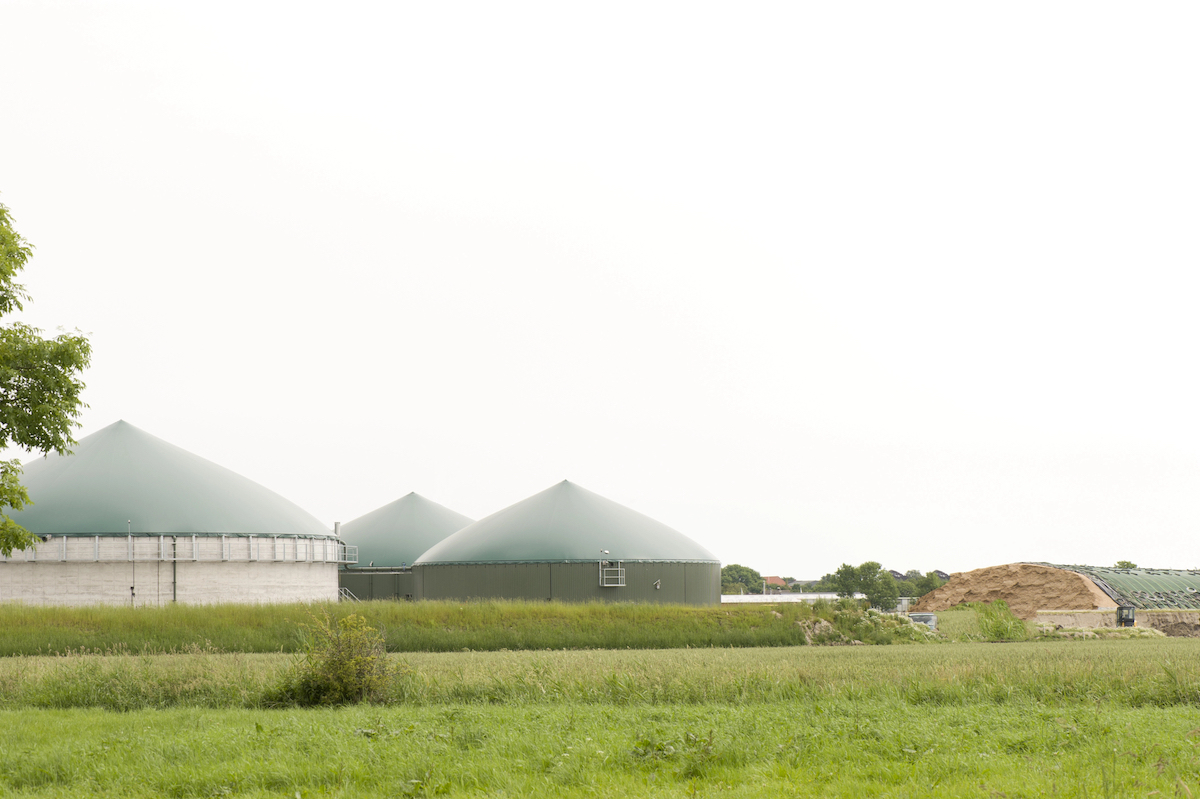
(0, 535, 358, 565)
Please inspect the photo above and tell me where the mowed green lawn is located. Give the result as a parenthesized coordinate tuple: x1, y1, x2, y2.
(2, 640, 1199, 797)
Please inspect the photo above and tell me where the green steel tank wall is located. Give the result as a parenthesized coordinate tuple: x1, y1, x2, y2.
(413, 561, 720, 606)
(339, 569, 415, 601)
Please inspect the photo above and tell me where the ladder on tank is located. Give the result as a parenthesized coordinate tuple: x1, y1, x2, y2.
(599, 560, 625, 587)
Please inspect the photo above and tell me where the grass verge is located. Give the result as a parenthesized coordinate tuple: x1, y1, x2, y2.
(0, 599, 930, 655)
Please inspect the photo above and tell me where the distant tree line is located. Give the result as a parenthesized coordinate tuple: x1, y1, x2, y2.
(722, 562, 947, 610)
(808, 565, 946, 602)
(721, 564, 766, 595)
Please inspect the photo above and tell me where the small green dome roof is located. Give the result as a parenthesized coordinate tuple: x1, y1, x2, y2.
(340, 493, 473, 567)
(414, 480, 718, 565)
(10, 420, 331, 536)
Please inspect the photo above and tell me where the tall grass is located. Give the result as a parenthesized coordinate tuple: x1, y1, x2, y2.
(974, 600, 1030, 642)
(2, 639, 1198, 711)
(0, 599, 923, 655)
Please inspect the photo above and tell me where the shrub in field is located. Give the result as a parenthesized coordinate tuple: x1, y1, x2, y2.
(267, 612, 393, 706)
(974, 601, 1029, 642)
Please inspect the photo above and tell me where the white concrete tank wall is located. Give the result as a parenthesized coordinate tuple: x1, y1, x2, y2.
(0, 535, 350, 606)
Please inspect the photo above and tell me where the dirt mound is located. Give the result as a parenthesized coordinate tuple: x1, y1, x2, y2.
(911, 563, 1115, 620)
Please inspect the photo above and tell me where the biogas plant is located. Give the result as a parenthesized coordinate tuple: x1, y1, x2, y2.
(342, 481, 721, 605)
(0, 421, 356, 605)
(1, 421, 721, 606)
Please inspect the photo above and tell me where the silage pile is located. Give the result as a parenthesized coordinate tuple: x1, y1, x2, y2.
(912, 563, 1115, 620)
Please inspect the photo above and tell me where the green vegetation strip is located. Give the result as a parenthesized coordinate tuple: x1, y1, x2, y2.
(2, 640, 1199, 711)
(4, 643, 1200, 796)
(0, 600, 929, 655)
(3, 696, 1199, 796)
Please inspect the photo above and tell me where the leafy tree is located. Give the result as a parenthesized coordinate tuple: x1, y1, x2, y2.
(1114, 560, 1137, 569)
(913, 571, 946, 596)
(813, 566, 945, 599)
(895, 571, 946, 598)
(0, 200, 91, 556)
(829, 561, 902, 609)
(805, 573, 839, 592)
(863, 570, 899, 610)
(830, 563, 864, 599)
(720, 564, 764, 594)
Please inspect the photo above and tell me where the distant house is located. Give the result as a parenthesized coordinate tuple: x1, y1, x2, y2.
(888, 570, 905, 580)
(934, 570, 950, 580)
(763, 575, 788, 590)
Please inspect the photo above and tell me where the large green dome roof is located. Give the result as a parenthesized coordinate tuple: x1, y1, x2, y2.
(341, 493, 473, 567)
(414, 480, 718, 565)
(10, 420, 331, 536)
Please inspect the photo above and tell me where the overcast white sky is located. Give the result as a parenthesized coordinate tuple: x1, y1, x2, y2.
(3, 2, 1198, 578)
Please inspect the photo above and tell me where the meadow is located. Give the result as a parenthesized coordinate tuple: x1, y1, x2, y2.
(0, 641, 1199, 796)
(2, 639, 1200, 711)
(2, 605, 1199, 797)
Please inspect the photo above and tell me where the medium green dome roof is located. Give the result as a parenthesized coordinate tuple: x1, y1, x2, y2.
(10, 420, 331, 536)
(414, 480, 718, 565)
(340, 493, 473, 567)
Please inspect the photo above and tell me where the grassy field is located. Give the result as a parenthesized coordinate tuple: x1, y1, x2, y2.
(381, 639, 1200, 709)
(0, 599, 932, 655)
(2, 642, 1200, 796)
(2, 639, 1200, 710)
(3, 605, 1198, 796)
(5, 700, 1200, 797)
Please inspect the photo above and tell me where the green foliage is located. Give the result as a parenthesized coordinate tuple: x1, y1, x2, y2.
(804, 573, 837, 591)
(268, 612, 394, 706)
(814, 567, 945, 598)
(893, 571, 947, 598)
(0, 200, 33, 315)
(720, 564, 763, 594)
(0, 462, 31, 552)
(829, 561, 901, 609)
(866, 570, 900, 610)
(829, 563, 861, 598)
(1114, 560, 1137, 569)
(0, 199, 91, 557)
(974, 600, 1030, 642)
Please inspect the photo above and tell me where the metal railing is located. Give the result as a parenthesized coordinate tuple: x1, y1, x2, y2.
(599, 560, 625, 587)
(0, 535, 358, 565)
